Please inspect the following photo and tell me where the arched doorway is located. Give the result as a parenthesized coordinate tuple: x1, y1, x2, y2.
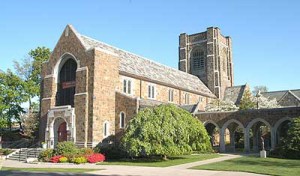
(53, 117, 68, 146)
(56, 59, 77, 107)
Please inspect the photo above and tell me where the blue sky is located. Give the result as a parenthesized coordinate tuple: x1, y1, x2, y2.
(1, 0, 299, 91)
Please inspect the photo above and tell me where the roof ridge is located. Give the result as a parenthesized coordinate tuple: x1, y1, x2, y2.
(80, 35, 202, 80)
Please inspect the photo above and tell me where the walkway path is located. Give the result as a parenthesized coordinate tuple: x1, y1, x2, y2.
(1, 154, 267, 176)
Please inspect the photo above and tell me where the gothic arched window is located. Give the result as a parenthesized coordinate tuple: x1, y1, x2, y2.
(57, 59, 77, 107)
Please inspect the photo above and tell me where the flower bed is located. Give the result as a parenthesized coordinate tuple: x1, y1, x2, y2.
(39, 141, 106, 164)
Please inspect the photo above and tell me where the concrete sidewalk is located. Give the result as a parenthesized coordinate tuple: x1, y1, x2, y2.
(1, 154, 267, 176)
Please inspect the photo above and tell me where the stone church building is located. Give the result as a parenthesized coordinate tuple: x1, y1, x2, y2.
(40, 25, 235, 148)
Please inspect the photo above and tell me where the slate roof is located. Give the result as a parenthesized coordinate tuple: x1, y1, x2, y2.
(76, 32, 215, 98)
(261, 89, 300, 102)
(139, 98, 199, 113)
(223, 84, 248, 105)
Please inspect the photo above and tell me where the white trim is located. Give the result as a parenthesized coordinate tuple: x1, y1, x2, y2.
(121, 76, 134, 95)
(207, 42, 214, 44)
(42, 97, 53, 101)
(207, 54, 214, 57)
(53, 52, 80, 83)
(76, 67, 88, 72)
(44, 74, 54, 79)
(74, 92, 88, 96)
(179, 60, 186, 62)
(180, 47, 186, 50)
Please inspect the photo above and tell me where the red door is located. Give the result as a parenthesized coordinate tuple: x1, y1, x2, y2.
(57, 122, 67, 142)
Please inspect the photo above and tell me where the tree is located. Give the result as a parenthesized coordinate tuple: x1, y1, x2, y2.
(252, 85, 268, 95)
(121, 104, 212, 159)
(0, 69, 26, 130)
(256, 94, 281, 109)
(281, 117, 300, 159)
(205, 99, 239, 112)
(13, 47, 50, 112)
(239, 89, 256, 110)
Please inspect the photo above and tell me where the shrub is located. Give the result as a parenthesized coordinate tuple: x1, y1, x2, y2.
(50, 155, 63, 163)
(54, 141, 78, 156)
(0, 149, 13, 155)
(38, 149, 54, 162)
(79, 148, 94, 156)
(59, 156, 68, 163)
(87, 153, 105, 163)
(97, 144, 128, 159)
(73, 156, 87, 164)
(281, 117, 300, 159)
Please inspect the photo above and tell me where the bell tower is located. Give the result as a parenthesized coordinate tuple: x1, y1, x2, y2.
(179, 27, 234, 99)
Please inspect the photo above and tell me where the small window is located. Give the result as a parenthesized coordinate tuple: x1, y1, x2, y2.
(103, 121, 110, 137)
(185, 93, 190, 104)
(120, 112, 125, 128)
(148, 84, 155, 99)
(123, 79, 132, 94)
(168, 89, 174, 102)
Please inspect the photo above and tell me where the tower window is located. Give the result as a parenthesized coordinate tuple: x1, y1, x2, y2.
(192, 49, 205, 71)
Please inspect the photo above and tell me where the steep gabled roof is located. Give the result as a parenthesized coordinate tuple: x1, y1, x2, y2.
(261, 91, 287, 101)
(71, 26, 215, 98)
(223, 84, 248, 105)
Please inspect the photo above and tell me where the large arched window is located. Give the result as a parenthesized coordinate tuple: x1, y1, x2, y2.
(120, 112, 126, 128)
(191, 49, 205, 73)
(56, 59, 77, 107)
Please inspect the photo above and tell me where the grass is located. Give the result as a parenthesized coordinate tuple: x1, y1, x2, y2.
(191, 156, 300, 176)
(97, 154, 220, 167)
(1, 167, 101, 173)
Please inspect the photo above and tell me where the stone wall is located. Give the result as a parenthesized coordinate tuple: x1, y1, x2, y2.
(115, 92, 138, 140)
(91, 49, 119, 146)
(116, 74, 209, 110)
(40, 25, 94, 146)
(196, 107, 300, 128)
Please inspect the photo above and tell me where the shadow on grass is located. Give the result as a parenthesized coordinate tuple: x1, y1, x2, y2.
(0, 171, 100, 176)
(222, 156, 300, 168)
(106, 156, 186, 163)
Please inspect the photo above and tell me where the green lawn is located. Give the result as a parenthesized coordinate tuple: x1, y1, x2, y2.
(1, 167, 100, 173)
(97, 154, 219, 167)
(191, 156, 300, 176)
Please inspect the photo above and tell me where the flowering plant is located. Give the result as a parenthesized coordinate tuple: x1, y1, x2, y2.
(87, 153, 105, 163)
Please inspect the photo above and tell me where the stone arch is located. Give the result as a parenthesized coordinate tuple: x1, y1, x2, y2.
(53, 52, 80, 83)
(273, 117, 292, 145)
(189, 46, 205, 74)
(246, 118, 272, 151)
(220, 119, 244, 152)
(273, 117, 292, 133)
(204, 120, 220, 148)
(246, 118, 271, 131)
(222, 119, 244, 132)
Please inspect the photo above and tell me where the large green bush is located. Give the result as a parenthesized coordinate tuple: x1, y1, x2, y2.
(54, 141, 78, 156)
(121, 104, 212, 159)
(281, 117, 300, 159)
